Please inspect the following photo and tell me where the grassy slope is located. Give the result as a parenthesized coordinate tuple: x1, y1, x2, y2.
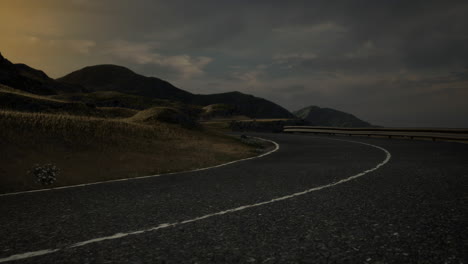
(0, 110, 256, 193)
(50, 91, 171, 110)
(0, 84, 137, 118)
(51, 91, 203, 120)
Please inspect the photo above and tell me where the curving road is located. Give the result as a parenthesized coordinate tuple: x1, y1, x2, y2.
(0, 133, 466, 263)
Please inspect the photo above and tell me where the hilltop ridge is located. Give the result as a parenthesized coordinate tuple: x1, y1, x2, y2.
(58, 65, 193, 102)
(57, 64, 293, 119)
(0, 52, 85, 95)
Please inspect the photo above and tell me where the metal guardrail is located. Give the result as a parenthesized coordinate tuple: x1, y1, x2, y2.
(283, 126, 468, 142)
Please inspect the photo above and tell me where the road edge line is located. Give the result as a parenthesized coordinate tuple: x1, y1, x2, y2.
(0, 137, 391, 263)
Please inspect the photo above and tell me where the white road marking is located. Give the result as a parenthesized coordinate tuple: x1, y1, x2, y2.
(0, 137, 279, 197)
(0, 137, 391, 263)
(0, 250, 60, 263)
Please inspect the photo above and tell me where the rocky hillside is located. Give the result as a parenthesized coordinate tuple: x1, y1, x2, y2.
(294, 106, 373, 127)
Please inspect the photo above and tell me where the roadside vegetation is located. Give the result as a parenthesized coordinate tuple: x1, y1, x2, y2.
(0, 109, 257, 193)
(0, 57, 282, 194)
(0, 84, 137, 118)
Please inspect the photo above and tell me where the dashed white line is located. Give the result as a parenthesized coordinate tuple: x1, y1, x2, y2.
(0, 137, 391, 263)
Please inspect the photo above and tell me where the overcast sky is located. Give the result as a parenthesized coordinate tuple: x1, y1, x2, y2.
(1, 0, 467, 127)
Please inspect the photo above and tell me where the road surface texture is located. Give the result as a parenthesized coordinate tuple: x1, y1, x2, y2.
(0, 133, 466, 263)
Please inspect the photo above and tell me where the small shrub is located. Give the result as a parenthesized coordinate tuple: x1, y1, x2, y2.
(29, 163, 59, 186)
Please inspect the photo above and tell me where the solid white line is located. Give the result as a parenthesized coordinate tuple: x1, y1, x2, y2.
(0, 137, 391, 263)
(0, 250, 60, 263)
(0, 137, 279, 197)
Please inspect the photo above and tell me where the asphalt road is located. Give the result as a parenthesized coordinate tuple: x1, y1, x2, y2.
(0, 133, 466, 263)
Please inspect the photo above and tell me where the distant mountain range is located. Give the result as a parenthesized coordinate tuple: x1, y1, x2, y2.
(1, 52, 376, 126)
(58, 65, 294, 118)
(1, 52, 292, 119)
(294, 106, 373, 127)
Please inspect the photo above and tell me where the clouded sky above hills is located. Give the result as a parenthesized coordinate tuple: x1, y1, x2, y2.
(1, 0, 467, 127)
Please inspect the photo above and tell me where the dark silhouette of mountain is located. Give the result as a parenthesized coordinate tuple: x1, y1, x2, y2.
(57, 65, 193, 102)
(294, 106, 373, 127)
(0, 52, 85, 95)
(58, 64, 293, 118)
(14, 63, 50, 82)
(0, 52, 293, 119)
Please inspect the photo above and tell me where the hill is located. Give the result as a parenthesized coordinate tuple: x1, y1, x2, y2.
(0, 52, 85, 95)
(294, 106, 373, 127)
(57, 65, 193, 102)
(50, 91, 170, 110)
(0, 84, 137, 118)
(193, 92, 294, 119)
(0, 53, 274, 193)
(128, 106, 198, 128)
(0, 110, 255, 193)
(57, 65, 293, 119)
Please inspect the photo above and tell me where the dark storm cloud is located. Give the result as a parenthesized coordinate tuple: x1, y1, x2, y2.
(81, 0, 467, 72)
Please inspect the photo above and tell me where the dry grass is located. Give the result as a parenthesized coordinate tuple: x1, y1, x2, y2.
(0, 85, 138, 119)
(128, 106, 197, 128)
(201, 121, 232, 132)
(95, 107, 138, 118)
(0, 110, 256, 193)
(0, 84, 65, 102)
